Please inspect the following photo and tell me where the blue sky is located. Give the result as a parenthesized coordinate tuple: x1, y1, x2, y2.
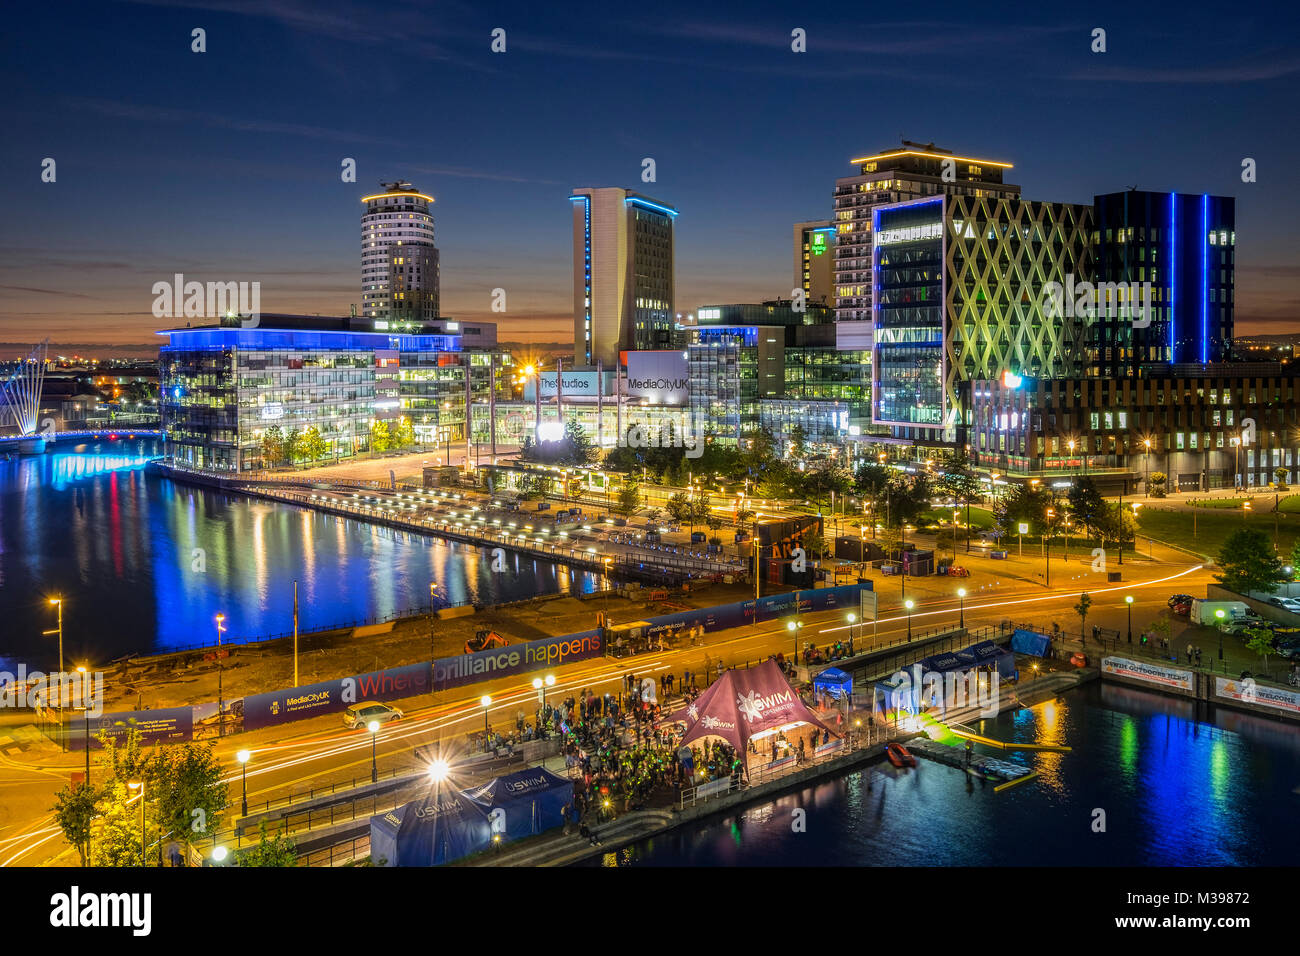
(2, 0, 1298, 347)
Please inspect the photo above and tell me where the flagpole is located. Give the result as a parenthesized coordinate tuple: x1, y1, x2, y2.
(293, 580, 299, 687)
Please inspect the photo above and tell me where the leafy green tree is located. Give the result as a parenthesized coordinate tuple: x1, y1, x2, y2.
(284, 427, 303, 463)
(395, 416, 417, 449)
(1066, 477, 1107, 540)
(616, 481, 642, 515)
(665, 492, 691, 523)
(371, 419, 391, 453)
(237, 820, 298, 867)
(52, 781, 97, 866)
(1074, 592, 1092, 637)
(1216, 528, 1283, 595)
(145, 741, 228, 860)
(1288, 539, 1300, 580)
(301, 425, 327, 463)
(1147, 471, 1168, 498)
(260, 425, 285, 468)
(786, 425, 808, 461)
(1275, 467, 1289, 490)
(1245, 628, 1275, 675)
(995, 483, 1052, 536)
(92, 778, 146, 867)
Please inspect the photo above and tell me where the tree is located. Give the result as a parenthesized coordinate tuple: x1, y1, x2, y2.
(1289, 539, 1300, 580)
(92, 778, 146, 867)
(616, 481, 642, 516)
(261, 425, 285, 468)
(1275, 467, 1289, 490)
(786, 425, 808, 461)
(1066, 477, 1107, 541)
(145, 741, 228, 860)
(301, 425, 327, 463)
(393, 416, 416, 449)
(1147, 471, 1168, 498)
(1216, 528, 1284, 596)
(1074, 592, 1092, 638)
(52, 781, 97, 866)
(996, 483, 1051, 536)
(284, 427, 303, 464)
(238, 820, 298, 867)
(1244, 628, 1275, 676)
(371, 419, 391, 453)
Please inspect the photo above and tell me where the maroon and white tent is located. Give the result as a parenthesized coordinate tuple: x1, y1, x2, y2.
(665, 660, 835, 755)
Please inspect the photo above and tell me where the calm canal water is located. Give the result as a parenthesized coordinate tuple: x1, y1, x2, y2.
(0, 440, 600, 668)
(592, 681, 1300, 866)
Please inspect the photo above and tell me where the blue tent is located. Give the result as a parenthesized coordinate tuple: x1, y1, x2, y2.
(813, 667, 854, 700)
(1011, 629, 1051, 658)
(369, 785, 492, 867)
(463, 767, 573, 841)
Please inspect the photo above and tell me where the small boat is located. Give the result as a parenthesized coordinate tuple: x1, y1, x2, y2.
(885, 743, 917, 768)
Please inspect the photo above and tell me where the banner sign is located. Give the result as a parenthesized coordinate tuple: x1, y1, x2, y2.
(433, 630, 603, 692)
(243, 662, 432, 732)
(1215, 677, 1300, 715)
(1101, 656, 1194, 691)
(625, 351, 689, 405)
(68, 706, 194, 750)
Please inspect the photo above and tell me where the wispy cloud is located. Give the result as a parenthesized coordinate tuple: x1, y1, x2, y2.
(0, 285, 96, 299)
(64, 96, 372, 143)
(1069, 54, 1300, 84)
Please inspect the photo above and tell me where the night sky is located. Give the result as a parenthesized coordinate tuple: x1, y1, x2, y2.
(2, 0, 1298, 349)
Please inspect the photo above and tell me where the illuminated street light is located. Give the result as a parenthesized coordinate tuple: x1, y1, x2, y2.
(957, 587, 967, 629)
(904, 598, 915, 641)
(1125, 595, 1134, 643)
(368, 720, 380, 783)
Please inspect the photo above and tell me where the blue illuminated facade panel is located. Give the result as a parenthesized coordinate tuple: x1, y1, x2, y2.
(872, 198, 945, 431)
(1092, 190, 1234, 376)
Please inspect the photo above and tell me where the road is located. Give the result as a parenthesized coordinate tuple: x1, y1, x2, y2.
(0, 556, 1214, 867)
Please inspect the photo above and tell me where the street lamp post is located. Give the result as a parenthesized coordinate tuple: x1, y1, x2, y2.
(45, 598, 65, 751)
(1144, 438, 1151, 496)
(957, 588, 966, 629)
(480, 695, 492, 742)
(905, 598, 914, 641)
(1125, 595, 1134, 644)
(846, 613, 857, 655)
(127, 779, 146, 866)
(215, 613, 226, 737)
(367, 721, 380, 783)
(76, 665, 89, 780)
(237, 750, 250, 816)
(787, 619, 802, 664)
(1215, 608, 1225, 661)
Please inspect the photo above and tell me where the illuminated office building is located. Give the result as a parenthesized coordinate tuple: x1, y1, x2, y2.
(571, 187, 677, 367)
(794, 220, 834, 307)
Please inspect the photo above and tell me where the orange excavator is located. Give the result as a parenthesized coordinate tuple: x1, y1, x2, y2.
(465, 629, 510, 654)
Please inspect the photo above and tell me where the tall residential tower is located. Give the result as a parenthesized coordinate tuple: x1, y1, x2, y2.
(571, 187, 677, 366)
(361, 181, 440, 328)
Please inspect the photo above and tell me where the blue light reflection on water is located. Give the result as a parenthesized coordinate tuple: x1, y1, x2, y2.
(591, 682, 1300, 867)
(0, 441, 600, 667)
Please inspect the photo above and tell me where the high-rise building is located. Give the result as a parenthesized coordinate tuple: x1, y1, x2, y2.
(361, 182, 439, 326)
(571, 187, 676, 367)
(872, 194, 1093, 445)
(1090, 190, 1235, 377)
(833, 143, 1020, 325)
(793, 221, 834, 307)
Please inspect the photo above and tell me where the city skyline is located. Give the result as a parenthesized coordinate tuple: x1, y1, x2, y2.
(3, 1, 1299, 346)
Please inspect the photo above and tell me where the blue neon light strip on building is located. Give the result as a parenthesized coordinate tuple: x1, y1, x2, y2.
(158, 328, 460, 352)
(1168, 192, 1176, 355)
(624, 196, 679, 218)
(1201, 193, 1209, 364)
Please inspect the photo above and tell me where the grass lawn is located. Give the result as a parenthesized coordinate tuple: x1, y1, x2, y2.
(1138, 505, 1300, 560)
(1188, 497, 1246, 509)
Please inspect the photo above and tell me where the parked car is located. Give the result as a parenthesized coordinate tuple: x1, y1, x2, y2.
(1219, 617, 1267, 636)
(1167, 593, 1194, 609)
(343, 701, 404, 730)
(1171, 600, 1192, 616)
(1274, 641, 1300, 660)
(1267, 596, 1300, 613)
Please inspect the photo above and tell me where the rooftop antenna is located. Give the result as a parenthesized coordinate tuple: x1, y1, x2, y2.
(381, 180, 416, 192)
